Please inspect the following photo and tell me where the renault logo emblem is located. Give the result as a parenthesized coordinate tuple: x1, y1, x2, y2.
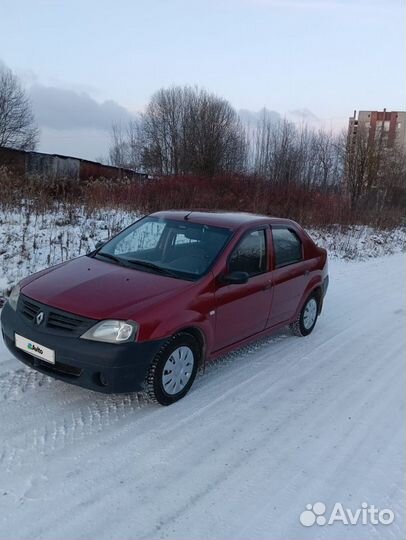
(36, 312, 44, 325)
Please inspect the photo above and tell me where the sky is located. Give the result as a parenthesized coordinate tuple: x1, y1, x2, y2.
(1, 0, 405, 160)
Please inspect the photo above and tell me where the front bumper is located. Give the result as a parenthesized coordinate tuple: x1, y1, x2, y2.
(1, 301, 166, 393)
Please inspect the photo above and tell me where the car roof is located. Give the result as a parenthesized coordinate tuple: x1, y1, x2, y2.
(149, 210, 297, 230)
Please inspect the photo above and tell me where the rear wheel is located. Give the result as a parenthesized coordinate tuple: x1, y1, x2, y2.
(144, 333, 200, 405)
(290, 294, 319, 337)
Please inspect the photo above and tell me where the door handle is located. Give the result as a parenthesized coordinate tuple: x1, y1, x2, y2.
(263, 281, 272, 290)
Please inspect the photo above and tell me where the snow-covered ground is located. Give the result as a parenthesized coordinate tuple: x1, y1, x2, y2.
(1, 205, 405, 296)
(0, 206, 137, 296)
(0, 253, 404, 540)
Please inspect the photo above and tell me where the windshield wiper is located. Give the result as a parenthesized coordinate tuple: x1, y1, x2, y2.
(94, 252, 128, 266)
(124, 259, 178, 278)
(94, 253, 179, 277)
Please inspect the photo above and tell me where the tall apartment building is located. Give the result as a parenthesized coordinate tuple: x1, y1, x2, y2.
(348, 110, 406, 152)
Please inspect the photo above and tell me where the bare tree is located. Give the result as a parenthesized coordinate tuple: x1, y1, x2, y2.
(314, 130, 340, 190)
(141, 86, 247, 176)
(380, 146, 406, 210)
(142, 87, 184, 175)
(126, 119, 144, 170)
(109, 118, 144, 170)
(0, 67, 39, 150)
(250, 115, 343, 192)
(109, 123, 126, 167)
(251, 116, 305, 185)
(182, 88, 247, 175)
(340, 125, 376, 209)
(338, 119, 406, 211)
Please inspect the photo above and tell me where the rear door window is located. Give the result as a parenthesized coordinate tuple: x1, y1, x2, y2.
(272, 228, 303, 268)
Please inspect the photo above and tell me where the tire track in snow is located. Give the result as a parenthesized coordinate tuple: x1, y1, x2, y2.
(0, 391, 149, 471)
(0, 329, 293, 474)
(0, 368, 50, 401)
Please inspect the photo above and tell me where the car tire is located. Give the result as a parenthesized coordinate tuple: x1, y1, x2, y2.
(144, 332, 200, 405)
(290, 294, 319, 337)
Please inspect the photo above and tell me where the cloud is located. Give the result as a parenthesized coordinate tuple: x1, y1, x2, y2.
(288, 108, 320, 123)
(1, 59, 133, 159)
(238, 107, 347, 133)
(29, 85, 135, 131)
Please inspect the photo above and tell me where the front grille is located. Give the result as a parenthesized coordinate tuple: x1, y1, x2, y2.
(22, 352, 82, 378)
(19, 295, 95, 335)
(40, 359, 82, 377)
(47, 311, 86, 332)
(21, 299, 41, 322)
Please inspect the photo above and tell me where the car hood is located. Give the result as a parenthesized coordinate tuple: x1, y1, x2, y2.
(21, 256, 193, 320)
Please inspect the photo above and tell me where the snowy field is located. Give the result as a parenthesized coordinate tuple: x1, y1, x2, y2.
(0, 251, 404, 539)
(0, 206, 137, 297)
(1, 205, 406, 296)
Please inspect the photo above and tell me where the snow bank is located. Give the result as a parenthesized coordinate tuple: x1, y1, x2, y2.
(1, 206, 405, 296)
(308, 225, 406, 260)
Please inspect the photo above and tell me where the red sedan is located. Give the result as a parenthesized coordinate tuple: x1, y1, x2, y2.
(1, 211, 328, 405)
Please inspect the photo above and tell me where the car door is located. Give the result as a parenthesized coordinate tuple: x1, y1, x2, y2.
(213, 228, 273, 351)
(266, 226, 306, 327)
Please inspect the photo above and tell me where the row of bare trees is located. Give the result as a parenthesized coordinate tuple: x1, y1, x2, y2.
(249, 115, 342, 191)
(253, 119, 406, 210)
(109, 86, 406, 213)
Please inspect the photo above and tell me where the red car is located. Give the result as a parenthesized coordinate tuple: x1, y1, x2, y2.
(1, 211, 328, 405)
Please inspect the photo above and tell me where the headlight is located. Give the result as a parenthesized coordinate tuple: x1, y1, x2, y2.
(8, 284, 21, 311)
(80, 320, 138, 344)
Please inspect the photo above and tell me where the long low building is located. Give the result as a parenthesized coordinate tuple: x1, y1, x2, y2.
(0, 146, 147, 180)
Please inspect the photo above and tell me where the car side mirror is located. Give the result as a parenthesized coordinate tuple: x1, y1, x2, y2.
(220, 271, 249, 285)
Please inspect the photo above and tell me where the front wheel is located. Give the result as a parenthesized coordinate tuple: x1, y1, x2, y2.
(290, 294, 319, 337)
(144, 333, 200, 405)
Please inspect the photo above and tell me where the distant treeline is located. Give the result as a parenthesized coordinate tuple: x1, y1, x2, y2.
(108, 86, 406, 213)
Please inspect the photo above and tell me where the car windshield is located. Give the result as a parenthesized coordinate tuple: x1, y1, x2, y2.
(92, 217, 232, 280)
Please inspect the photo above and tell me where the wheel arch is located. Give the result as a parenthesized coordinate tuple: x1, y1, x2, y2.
(175, 326, 207, 369)
(312, 285, 323, 314)
(294, 281, 323, 322)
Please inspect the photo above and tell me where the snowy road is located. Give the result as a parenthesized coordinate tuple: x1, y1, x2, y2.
(0, 254, 404, 540)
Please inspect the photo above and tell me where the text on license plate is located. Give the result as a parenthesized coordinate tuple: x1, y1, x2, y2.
(15, 334, 55, 364)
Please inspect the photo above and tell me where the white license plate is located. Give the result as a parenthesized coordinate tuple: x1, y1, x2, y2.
(15, 334, 55, 364)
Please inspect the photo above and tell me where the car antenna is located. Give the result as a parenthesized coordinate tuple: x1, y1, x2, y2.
(184, 211, 193, 221)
